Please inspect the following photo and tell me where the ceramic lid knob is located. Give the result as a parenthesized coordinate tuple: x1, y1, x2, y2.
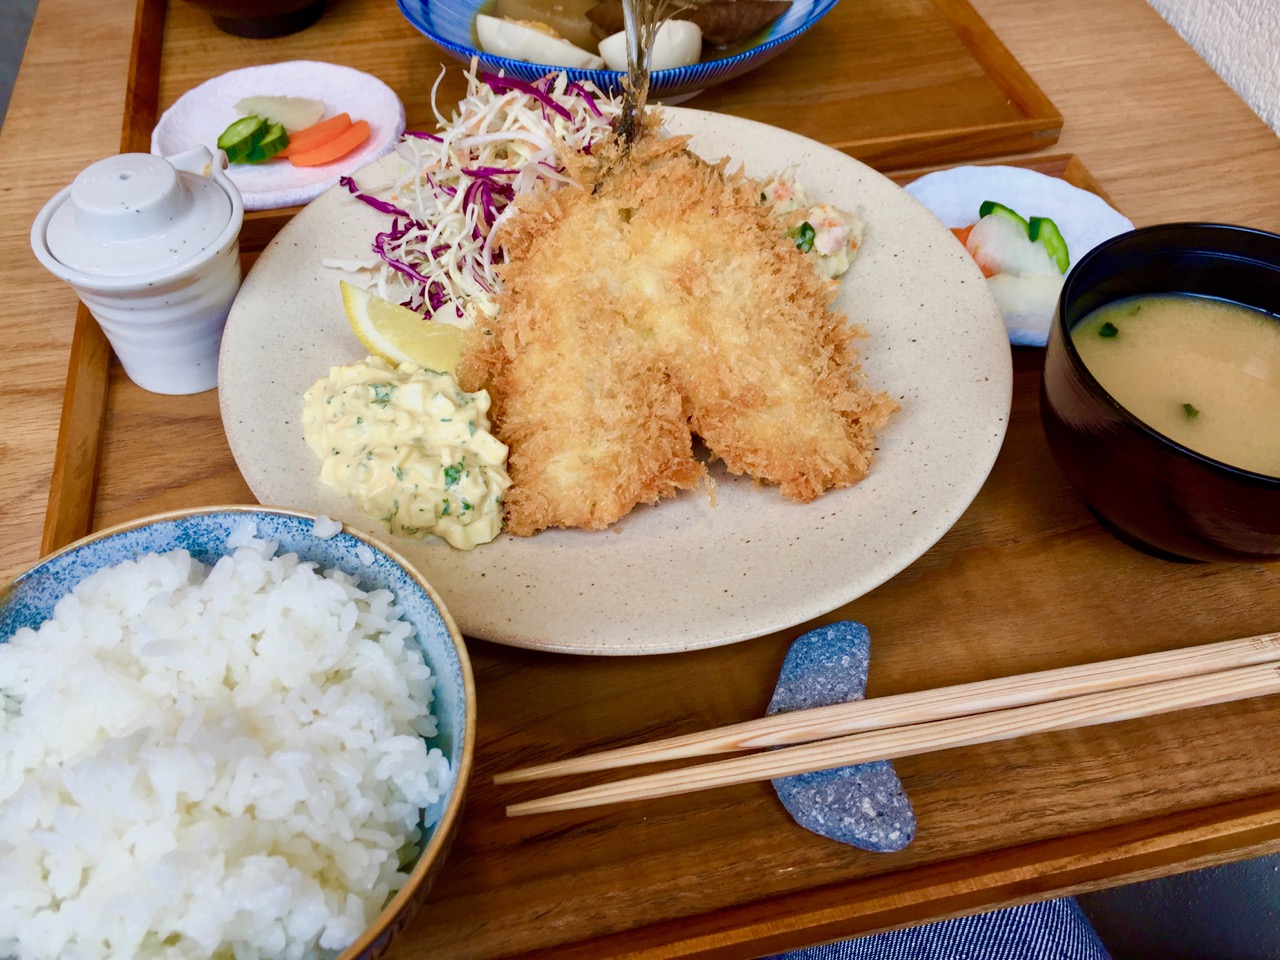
(70, 154, 192, 242)
(44, 152, 233, 278)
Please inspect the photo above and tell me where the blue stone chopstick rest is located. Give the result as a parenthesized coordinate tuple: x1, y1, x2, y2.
(768, 621, 916, 852)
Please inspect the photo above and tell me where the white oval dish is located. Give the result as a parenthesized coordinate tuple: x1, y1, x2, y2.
(152, 61, 406, 211)
(219, 108, 1013, 655)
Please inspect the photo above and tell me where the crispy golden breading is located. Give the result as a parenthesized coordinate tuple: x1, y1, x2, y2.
(458, 132, 897, 536)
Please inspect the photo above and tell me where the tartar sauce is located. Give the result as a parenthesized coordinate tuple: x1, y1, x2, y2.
(302, 357, 511, 550)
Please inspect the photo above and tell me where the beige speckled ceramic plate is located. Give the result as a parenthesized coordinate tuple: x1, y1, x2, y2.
(219, 108, 1011, 655)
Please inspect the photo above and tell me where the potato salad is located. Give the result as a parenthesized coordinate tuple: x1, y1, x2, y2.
(762, 166, 865, 280)
(303, 358, 511, 550)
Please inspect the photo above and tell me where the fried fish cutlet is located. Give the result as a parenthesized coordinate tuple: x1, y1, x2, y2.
(458, 132, 897, 536)
(460, 284, 706, 534)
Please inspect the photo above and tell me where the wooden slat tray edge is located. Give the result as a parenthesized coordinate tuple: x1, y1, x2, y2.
(40, 0, 164, 557)
(849, 0, 1064, 170)
(506, 788, 1280, 959)
(934, 0, 1060, 125)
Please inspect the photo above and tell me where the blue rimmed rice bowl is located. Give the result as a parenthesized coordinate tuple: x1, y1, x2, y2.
(0, 506, 474, 960)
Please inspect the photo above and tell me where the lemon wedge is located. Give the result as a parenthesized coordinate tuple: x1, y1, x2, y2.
(340, 280, 467, 373)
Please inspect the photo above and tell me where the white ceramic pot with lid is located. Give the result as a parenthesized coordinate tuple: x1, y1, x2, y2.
(31, 147, 245, 395)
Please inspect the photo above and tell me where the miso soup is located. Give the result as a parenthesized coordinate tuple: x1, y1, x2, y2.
(1072, 293, 1280, 476)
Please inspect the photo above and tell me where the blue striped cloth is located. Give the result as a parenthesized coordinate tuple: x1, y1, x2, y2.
(770, 898, 1112, 960)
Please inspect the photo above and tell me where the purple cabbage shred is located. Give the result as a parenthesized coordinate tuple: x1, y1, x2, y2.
(564, 80, 603, 117)
(461, 166, 520, 178)
(482, 72, 573, 122)
(346, 73, 596, 320)
(339, 176, 413, 220)
(425, 173, 457, 198)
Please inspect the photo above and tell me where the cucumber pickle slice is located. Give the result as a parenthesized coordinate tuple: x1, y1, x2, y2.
(1029, 216, 1071, 273)
(245, 122, 288, 163)
(978, 200, 1030, 233)
(216, 115, 291, 164)
(216, 116, 266, 162)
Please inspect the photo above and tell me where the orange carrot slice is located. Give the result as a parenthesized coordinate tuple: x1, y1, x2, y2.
(950, 224, 998, 277)
(277, 113, 353, 158)
(288, 119, 371, 167)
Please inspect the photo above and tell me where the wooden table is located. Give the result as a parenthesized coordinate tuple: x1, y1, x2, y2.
(3, 0, 1280, 957)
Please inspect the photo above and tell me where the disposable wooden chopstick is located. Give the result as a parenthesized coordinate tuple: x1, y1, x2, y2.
(506, 658, 1280, 816)
(496, 632, 1280, 785)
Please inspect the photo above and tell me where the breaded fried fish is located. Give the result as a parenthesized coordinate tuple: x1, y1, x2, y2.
(457, 129, 897, 536)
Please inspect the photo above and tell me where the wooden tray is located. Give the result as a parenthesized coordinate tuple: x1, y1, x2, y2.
(46, 0, 1063, 557)
(695, 0, 1065, 169)
(37, 2, 1280, 959)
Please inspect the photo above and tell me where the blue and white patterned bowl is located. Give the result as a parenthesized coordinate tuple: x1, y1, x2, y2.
(0, 506, 475, 960)
(399, 0, 838, 101)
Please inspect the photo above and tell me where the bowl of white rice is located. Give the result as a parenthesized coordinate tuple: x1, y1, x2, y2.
(0, 506, 475, 960)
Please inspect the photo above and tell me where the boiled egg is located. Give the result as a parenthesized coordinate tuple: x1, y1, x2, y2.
(598, 19, 703, 72)
(476, 13, 606, 69)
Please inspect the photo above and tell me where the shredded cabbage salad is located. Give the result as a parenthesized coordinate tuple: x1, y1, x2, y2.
(327, 64, 619, 326)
